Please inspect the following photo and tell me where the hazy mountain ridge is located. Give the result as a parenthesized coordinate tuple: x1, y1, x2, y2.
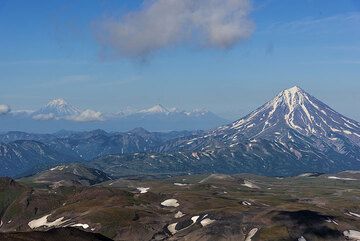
(0, 140, 80, 177)
(0, 101, 227, 132)
(0, 129, 202, 177)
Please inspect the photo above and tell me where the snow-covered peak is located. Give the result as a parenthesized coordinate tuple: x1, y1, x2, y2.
(46, 98, 68, 108)
(270, 86, 304, 105)
(276, 86, 308, 109)
(33, 98, 81, 118)
(139, 104, 170, 114)
(222, 86, 360, 147)
(283, 86, 303, 95)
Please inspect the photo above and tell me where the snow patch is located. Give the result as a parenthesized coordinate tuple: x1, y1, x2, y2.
(71, 223, 89, 229)
(245, 228, 258, 241)
(174, 211, 185, 218)
(137, 187, 150, 194)
(346, 211, 360, 218)
(328, 176, 357, 181)
(28, 214, 69, 229)
(50, 165, 66, 171)
(167, 223, 178, 235)
(200, 218, 215, 227)
(161, 199, 179, 207)
(325, 218, 338, 225)
(343, 230, 360, 240)
(191, 215, 200, 223)
(343, 130, 352, 135)
(242, 180, 260, 189)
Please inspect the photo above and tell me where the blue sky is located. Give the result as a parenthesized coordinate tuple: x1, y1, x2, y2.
(0, 0, 359, 120)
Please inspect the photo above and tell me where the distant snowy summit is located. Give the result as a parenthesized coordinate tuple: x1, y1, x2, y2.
(134, 104, 214, 117)
(139, 104, 170, 114)
(32, 98, 81, 120)
(0, 99, 227, 132)
(15, 99, 220, 121)
(30, 98, 102, 122)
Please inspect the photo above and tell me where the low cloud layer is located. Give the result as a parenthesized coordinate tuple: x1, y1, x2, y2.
(95, 0, 254, 58)
(0, 104, 11, 115)
(32, 110, 103, 122)
(32, 113, 56, 121)
(71, 109, 104, 122)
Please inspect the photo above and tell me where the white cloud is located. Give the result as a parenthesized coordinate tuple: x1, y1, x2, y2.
(32, 113, 56, 121)
(32, 109, 104, 122)
(0, 104, 11, 115)
(95, 0, 254, 58)
(70, 109, 104, 122)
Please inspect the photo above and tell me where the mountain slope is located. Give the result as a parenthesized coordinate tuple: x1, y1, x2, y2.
(47, 128, 200, 160)
(24, 164, 111, 187)
(0, 140, 80, 177)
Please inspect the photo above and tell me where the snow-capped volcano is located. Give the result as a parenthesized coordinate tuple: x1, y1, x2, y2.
(32, 98, 81, 120)
(216, 86, 360, 147)
(139, 104, 170, 114)
(169, 86, 360, 174)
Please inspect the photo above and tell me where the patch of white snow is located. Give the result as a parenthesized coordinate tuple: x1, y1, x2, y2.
(137, 187, 150, 194)
(174, 211, 185, 218)
(161, 199, 179, 207)
(28, 214, 69, 229)
(245, 228, 258, 241)
(343, 230, 360, 240)
(200, 218, 215, 227)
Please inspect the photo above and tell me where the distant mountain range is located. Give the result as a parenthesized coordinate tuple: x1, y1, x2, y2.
(0, 100, 228, 132)
(0, 86, 359, 177)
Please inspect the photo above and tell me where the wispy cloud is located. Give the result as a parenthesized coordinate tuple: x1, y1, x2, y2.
(265, 12, 360, 34)
(94, 0, 254, 59)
